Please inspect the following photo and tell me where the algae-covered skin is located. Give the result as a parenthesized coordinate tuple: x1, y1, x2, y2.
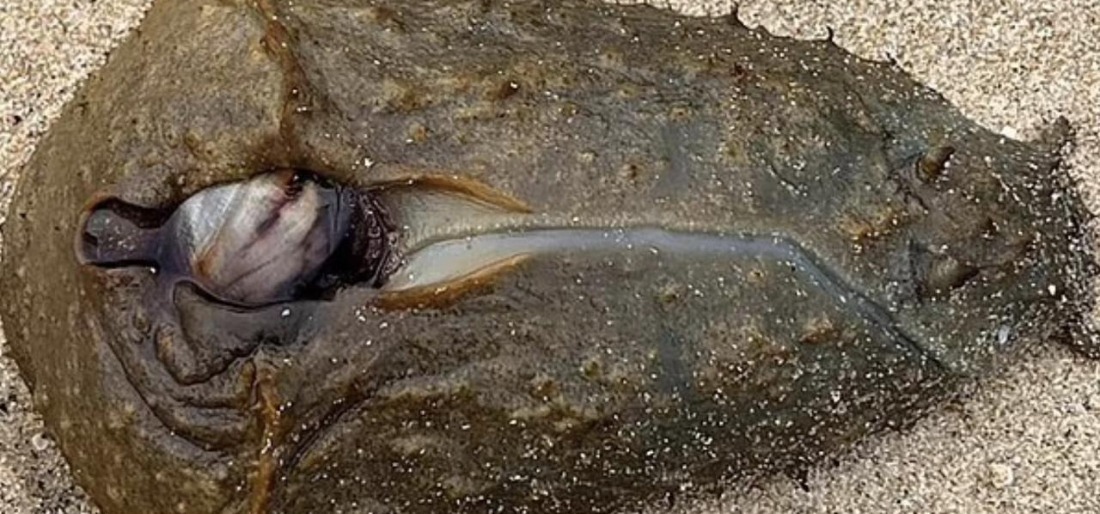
(0, 1, 1096, 513)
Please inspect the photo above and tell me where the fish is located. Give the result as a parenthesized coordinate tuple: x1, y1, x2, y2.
(1, 1, 1096, 513)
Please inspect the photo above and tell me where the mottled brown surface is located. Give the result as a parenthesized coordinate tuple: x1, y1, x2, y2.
(2, 1, 1100, 514)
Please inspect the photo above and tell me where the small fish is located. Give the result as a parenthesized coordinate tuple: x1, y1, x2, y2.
(78, 170, 356, 306)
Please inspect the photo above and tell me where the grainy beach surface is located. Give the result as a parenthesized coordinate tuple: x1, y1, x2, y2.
(2, 1, 1099, 513)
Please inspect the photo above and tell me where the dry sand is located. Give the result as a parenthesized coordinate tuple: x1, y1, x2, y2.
(2, 1, 1099, 513)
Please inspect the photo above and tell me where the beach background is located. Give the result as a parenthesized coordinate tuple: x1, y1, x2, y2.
(1, 1, 1099, 512)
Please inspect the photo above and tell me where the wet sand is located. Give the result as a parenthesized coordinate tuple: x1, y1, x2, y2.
(1, 1, 1098, 512)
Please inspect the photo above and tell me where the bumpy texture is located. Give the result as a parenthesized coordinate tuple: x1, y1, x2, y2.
(0, 1, 1095, 513)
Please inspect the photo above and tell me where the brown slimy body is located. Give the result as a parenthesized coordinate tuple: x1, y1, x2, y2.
(0, 1, 1097, 514)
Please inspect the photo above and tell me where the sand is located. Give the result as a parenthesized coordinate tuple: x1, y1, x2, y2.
(1, 1, 1099, 513)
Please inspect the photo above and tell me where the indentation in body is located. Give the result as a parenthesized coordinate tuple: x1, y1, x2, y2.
(388, 228, 939, 367)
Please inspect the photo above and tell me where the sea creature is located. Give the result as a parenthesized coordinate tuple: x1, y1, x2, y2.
(78, 170, 371, 307)
(1, 1, 1096, 513)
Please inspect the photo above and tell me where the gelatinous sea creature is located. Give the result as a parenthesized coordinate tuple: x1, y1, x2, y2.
(78, 170, 367, 306)
(1, 1, 1096, 513)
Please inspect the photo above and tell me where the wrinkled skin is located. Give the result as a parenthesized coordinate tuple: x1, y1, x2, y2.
(0, 1, 1096, 513)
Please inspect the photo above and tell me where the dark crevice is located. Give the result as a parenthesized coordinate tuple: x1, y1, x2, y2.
(254, 0, 317, 163)
(268, 380, 385, 512)
(248, 366, 284, 514)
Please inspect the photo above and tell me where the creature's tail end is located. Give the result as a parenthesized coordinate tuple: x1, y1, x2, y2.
(1039, 117, 1100, 359)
